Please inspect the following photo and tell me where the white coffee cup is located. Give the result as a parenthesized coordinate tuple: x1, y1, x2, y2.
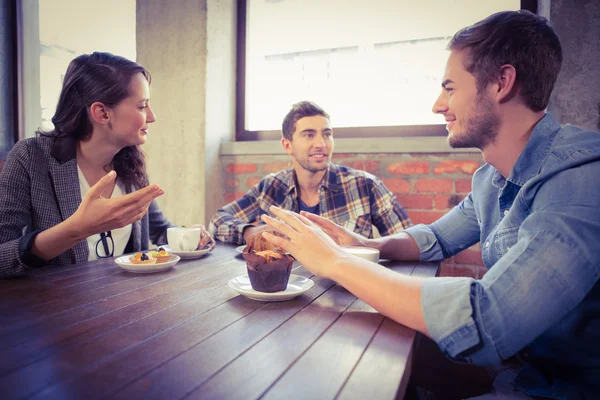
(167, 227, 201, 252)
(341, 246, 380, 263)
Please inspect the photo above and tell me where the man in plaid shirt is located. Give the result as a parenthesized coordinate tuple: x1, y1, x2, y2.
(209, 101, 412, 244)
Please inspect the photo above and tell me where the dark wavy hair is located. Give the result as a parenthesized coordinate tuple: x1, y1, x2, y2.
(38, 52, 151, 189)
(281, 101, 330, 141)
(449, 10, 562, 112)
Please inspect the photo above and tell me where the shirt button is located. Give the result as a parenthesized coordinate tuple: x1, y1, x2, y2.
(485, 241, 490, 248)
(504, 210, 509, 216)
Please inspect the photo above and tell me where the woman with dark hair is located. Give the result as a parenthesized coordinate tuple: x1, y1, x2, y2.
(0, 52, 212, 278)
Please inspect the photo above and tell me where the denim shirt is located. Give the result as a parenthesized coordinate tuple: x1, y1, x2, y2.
(405, 114, 600, 399)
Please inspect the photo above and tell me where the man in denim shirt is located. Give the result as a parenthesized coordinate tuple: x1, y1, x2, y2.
(259, 10, 600, 399)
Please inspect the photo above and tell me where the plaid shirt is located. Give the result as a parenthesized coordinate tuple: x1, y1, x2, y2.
(209, 163, 412, 244)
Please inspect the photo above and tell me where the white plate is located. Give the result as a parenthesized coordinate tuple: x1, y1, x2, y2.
(115, 255, 181, 273)
(160, 245, 213, 260)
(228, 274, 314, 302)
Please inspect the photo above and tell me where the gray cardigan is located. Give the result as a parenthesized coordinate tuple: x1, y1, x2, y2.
(0, 136, 172, 278)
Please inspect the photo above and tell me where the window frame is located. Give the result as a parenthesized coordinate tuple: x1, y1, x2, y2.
(235, 0, 538, 141)
(0, 0, 19, 160)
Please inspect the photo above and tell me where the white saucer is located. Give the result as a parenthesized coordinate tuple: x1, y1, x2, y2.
(115, 255, 181, 273)
(228, 274, 314, 302)
(161, 245, 213, 260)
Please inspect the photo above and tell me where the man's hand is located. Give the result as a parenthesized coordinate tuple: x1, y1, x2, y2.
(242, 224, 270, 244)
(192, 224, 216, 250)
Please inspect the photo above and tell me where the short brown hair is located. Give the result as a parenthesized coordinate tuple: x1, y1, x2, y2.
(449, 10, 562, 112)
(281, 101, 330, 141)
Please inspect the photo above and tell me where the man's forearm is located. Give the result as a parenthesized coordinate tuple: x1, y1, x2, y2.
(365, 232, 421, 261)
(329, 255, 429, 335)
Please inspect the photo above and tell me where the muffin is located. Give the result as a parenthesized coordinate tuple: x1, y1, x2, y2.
(150, 247, 172, 263)
(129, 252, 157, 264)
(242, 229, 294, 293)
(245, 224, 284, 252)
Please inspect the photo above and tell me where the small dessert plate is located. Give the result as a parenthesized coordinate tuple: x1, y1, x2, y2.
(163, 245, 213, 260)
(115, 255, 181, 273)
(228, 274, 314, 302)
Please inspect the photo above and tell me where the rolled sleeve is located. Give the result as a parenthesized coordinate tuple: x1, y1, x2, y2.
(209, 185, 263, 244)
(404, 224, 445, 261)
(369, 178, 412, 235)
(405, 193, 481, 261)
(421, 277, 481, 357)
(18, 230, 48, 268)
(421, 226, 599, 367)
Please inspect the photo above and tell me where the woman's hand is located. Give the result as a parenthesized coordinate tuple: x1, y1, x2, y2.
(260, 206, 350, 279)
(69, 171, 164, 239)
(192, 224, 216, 250)
(299, 211, 367, 247)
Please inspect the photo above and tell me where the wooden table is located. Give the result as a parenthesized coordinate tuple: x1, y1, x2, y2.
(0, 244, 439, 400)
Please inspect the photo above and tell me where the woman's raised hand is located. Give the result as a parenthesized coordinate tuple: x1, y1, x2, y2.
(70, 171, 164, 238)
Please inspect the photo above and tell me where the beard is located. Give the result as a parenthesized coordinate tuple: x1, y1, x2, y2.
(448, 93, 500, 150)
(294, 155, 330, 174)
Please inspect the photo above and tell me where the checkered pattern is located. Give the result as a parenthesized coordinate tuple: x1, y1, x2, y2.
(0, 136, 172, 278)
(209, 163, 412, 244)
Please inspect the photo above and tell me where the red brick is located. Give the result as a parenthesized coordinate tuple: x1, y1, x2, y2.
(224, 191, 246, 204)
(225, 178, 239, 189)
(227, 163, 257, 174)
(363, 160, 380, 174)
(434, 160, 480, 175)
(408, 211, 445, 225)
(434, 195, 450, 209)
(395, 194, 433, 210)
(455, 179, 472, 193)
(440, 264, 477, 278)
(434, 194, 464, 209)
(339, 160, 381, 175)
(262, 161, 290, 174)
(454, 249, 484, 266)
(246, 177, 262, 188)
(387, 161, 430, 175)
(415, 179, 453, 193)
(382, 178, 411, 193)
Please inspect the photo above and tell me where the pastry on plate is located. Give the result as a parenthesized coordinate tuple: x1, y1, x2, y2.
(150, 247, 171, 263)
(129, 252, 157, 264)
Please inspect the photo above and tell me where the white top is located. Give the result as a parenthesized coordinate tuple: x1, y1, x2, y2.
(77, 167, 133, 261)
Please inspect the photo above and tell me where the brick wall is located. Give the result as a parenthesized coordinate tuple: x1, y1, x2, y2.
(221, 152, 488, 279)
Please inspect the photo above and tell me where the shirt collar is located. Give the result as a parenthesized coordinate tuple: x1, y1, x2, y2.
(507, 113, 562, 187)
(282, 162, 342, 195)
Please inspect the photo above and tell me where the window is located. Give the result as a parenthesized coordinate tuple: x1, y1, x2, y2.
(237, 0, 536, 140)
(17, 0, 136, 139)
